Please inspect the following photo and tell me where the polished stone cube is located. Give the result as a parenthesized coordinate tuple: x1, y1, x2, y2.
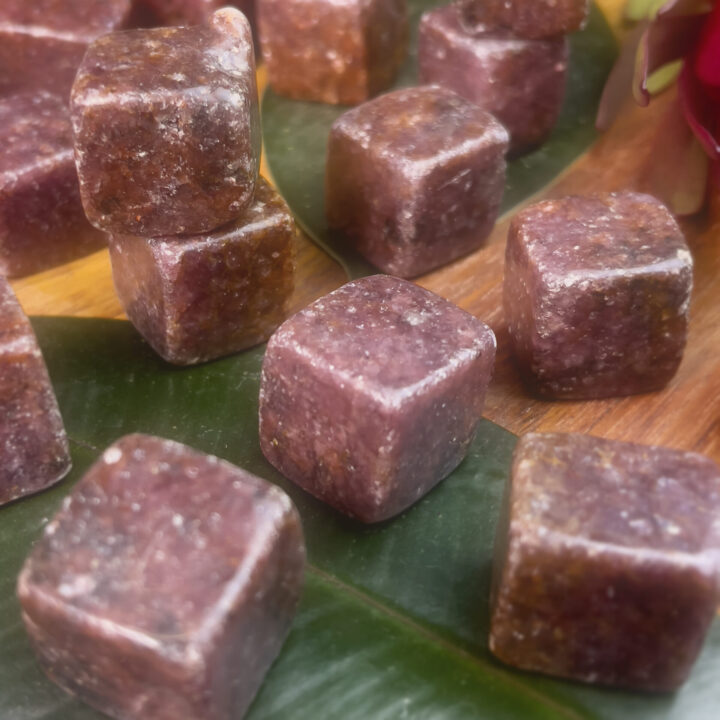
(71, 8, 260, 237)
(0, 277, 70, 506)
(504, 192, 693, 399)
(18, 433, 306, 720)
(490, 432, 720, 691)
(259, 275, 496, 523)
(0, 92, 106, 278)
(419, 5, 568, 154)
(326, 85, 508, 278)
(110, 178, 296, 365)
(258, 0, 408, 105)
(0, 0, 131, 97)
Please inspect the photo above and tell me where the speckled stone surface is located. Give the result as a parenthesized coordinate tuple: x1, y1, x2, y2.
(490, 432, 720, 691)
(259, 275, 496, 523)
(459, 0, 589, 39)
(504, 192, 693, 399)
(0, 278, 70, 506)
(0, 0, 132, 97)
(71, 8, 260, 237)
(0, 92, 106, 278)
(326, 86, 508, 278)
(110, 178, 296, 366)
(18, 433, 305, 720)
(258, 0, 408, 105)
(419, 5, 568, 155)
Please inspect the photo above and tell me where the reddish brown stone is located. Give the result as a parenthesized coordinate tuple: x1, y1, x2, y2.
(71, 8, 260, 237)
(504, 192, 692, 399)
(459, 0, 589, 39)
(0, 0, 131, 97)
(0, 277, 70, 506)
(259, 275, 496, 523)
(326, 85, 508, 277)
(18, 433, 305, 720)
(141, 0, 255, 25)
(419, 5, 568, 155)
(490, 432, 720, 691)
(0, 92, 106, 278)
(109, 178, 296, 366)
(258, 0, 408, 105)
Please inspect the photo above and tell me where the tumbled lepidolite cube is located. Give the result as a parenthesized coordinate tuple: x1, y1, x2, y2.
(110, 178, 296, 366)
(0, 92, 107, 278)
(419, 5, 568, 154)
(258, 0, 408, 105)
(504, 192, 693, 399)
(18, 433, 305, 720)
(326, 86, 508, 278)
(71, 8, 260, 237)
(259, 275, 496, 523)
(0, 0, 131, 97)
(459, 0, 589, 39)
(490, 432, 720, 691)
(1, 278, 70, 506)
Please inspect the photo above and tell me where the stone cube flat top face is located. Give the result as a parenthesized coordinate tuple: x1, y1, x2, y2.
(270, 275, 495, 401)
(514, 192, 691, 277)
(333, 85, 508, 176)
(20, 434, 298, 641)
(513, 433, 720, 556)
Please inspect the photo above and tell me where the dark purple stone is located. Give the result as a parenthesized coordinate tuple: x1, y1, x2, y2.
(18, 433, 305, 720)
(419, 5, 568, 155)
(326, 85, 508, 278)
(0, 277, 70, 506)
(490, 432, 720, 691)
(259, 275, 496, 523)
(504, 192, 693, 399)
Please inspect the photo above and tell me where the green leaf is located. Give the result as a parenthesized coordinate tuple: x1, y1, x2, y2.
(1, 317, 718, 719)
(261, 1, 618, 279)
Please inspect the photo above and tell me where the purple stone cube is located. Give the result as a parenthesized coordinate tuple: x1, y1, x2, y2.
(258, 0, 408, 105)
(0, 92, 106, 278)
(0, 0, 132, 97)
(259, 275, 496, 523)
(18, 433, 306, 720)
(419, 5, 568, 155)
(326, 85, 509, 278)
(1, 277, 70, 506)
(504, 192, 693, 399)
(71, 8, 260, 237)
(490, 432, 720, 691)
(109, 178, 296, 366)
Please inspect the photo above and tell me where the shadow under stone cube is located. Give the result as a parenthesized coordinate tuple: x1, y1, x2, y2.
(259, 275, 496, 523)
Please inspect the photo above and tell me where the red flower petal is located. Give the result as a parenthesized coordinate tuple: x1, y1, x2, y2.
(679, 60, 720, 159)
(695, 0, 720, 88)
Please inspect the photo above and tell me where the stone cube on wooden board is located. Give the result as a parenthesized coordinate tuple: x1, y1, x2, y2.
(418, 5, 568, 155)
(18, 433, 306, 720)
(258, 0, 408, 105)
(459, 0, 589, 39)
(0, 0, 132, 97)
(110, 178, 296, 366)
(0, 277, 70, 507)
(0, 92, 107, 278)
(504, 192, 693, 399)
(326, 85, 509, 278)
(259, 275, 496, 524)
(490, 432, 720, 691)
(71, 7, 260, 237)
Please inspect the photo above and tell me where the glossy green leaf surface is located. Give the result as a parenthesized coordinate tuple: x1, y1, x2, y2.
(1, 317, 718, 719)
(261, 1, 618, 278)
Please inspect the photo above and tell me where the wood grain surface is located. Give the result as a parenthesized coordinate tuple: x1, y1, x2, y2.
(11, 1, 719, 460)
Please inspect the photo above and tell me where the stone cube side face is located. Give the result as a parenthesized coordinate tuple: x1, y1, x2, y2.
(418, 7, 568, 154)
(18, 434, 305, 720)
(504, 194, 693, 399)
(259, 0, 407, 105)
(71, 11, 260, 237)
(0, 279, 70, 506)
